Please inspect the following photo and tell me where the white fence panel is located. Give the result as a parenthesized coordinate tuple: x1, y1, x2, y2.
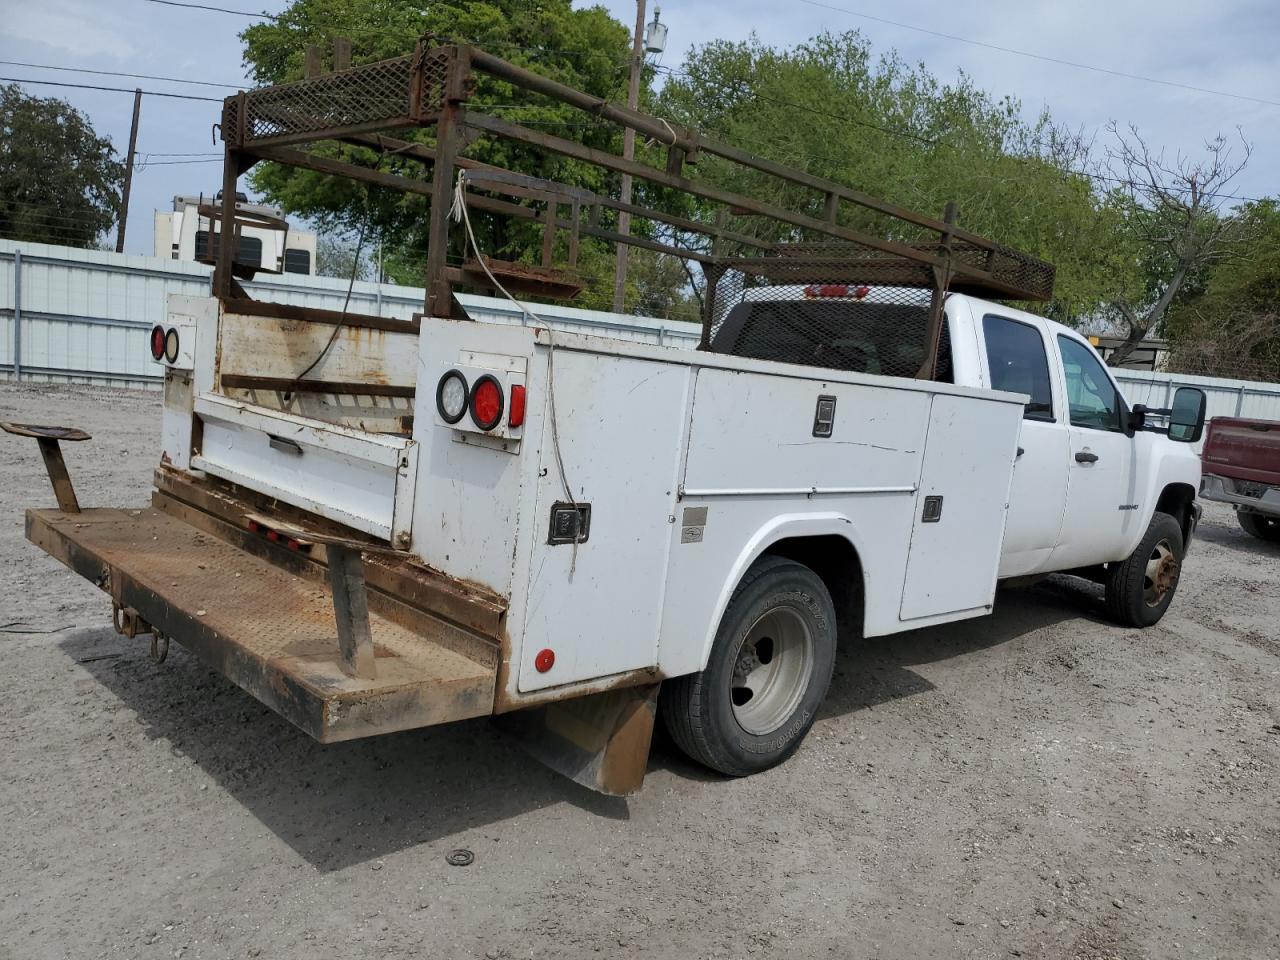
(1, 239, 699, 388)
(1114, 369, 1280, 452)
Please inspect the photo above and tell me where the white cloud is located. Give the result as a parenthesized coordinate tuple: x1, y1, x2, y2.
(5, 0, 139, 59)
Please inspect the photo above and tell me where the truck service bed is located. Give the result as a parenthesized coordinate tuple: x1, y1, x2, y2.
(27, 505, 498, 742)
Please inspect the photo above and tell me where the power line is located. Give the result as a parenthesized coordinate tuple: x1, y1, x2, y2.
(0, 60, 243, 90)
(140, 0, 278, 18)
(796, 0, 1280, 110)
(0, 76, 223, 102)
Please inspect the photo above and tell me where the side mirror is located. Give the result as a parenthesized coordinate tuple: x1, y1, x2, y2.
(1125, 403, 1148, 437)
(1168, 387, 1206, 443)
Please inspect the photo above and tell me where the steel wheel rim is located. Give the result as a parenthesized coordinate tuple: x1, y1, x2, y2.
(1143, 538, 1179, 608)
(730, 606, 814, 736)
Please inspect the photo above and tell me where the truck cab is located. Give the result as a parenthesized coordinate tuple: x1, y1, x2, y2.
(944, 295, 1203, 582)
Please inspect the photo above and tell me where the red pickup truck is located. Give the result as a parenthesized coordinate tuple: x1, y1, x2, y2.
(1200, 417, 1280, 542)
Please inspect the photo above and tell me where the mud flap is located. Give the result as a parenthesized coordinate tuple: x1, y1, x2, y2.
(496, 683, 660, 796)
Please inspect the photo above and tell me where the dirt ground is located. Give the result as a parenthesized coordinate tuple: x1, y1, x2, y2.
(0, 380, 1277, 960)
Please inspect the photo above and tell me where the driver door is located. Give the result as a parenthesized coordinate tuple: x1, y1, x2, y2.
(1048, 335, 1139, 569)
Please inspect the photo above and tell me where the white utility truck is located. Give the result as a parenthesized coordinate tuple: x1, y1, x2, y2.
(3, 43, 1207, 793)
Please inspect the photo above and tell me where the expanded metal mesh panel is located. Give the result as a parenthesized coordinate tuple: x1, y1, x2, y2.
(416, 47, 450, 115)
(238, 56, 417, 144)
(950, 240, 1055, 301)
(706, 260, 950, 382)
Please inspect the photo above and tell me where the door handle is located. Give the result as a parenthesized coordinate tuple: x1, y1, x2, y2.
(1074, 450, 1099, 463)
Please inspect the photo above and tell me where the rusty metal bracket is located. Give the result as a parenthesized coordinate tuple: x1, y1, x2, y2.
(326, 544, 377, 680)
(112, 602, 153, 639)
(496, 682, 660, 796)
(1, 422, 91, 513)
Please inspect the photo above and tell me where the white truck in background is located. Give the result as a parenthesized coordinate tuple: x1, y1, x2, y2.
(8, 287, 1206, 790)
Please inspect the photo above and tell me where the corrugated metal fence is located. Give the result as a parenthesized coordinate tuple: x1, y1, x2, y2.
(4, 240, 1279, 438)
(0, 240, 700, 388)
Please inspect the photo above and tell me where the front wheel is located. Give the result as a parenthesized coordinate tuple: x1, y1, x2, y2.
(1104, 511, 1184, 627)
(660, 555, 837, 776)
(1238, 509, 1280, 543)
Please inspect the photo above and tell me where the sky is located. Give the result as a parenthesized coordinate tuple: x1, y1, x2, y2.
(2, 0, 1276, 256)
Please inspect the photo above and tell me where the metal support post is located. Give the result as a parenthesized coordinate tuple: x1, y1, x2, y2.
(11, 249, 20, 380)
(611, 0, 647, 313)
(115, 89, 142, 253)
(325, 544, 377, 680)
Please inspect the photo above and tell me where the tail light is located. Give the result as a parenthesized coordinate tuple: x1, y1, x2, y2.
(149, 325, 182, 363)
(435, 369, 468, 424)
(508, 384, 526, 428)
(469, 375, 504, 431)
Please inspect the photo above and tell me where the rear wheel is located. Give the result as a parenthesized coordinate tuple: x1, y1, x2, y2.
(661, 556, 836, 776)
(1238, 509, 1280, 543)
(1104, 511, 1184, 627)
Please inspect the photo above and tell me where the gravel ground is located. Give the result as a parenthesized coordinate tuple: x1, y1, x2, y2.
(1, 381, 1277, 960)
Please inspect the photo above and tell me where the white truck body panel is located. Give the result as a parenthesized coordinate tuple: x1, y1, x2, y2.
(157, 288, 1200, 712)
(414, 317, 1024, 698)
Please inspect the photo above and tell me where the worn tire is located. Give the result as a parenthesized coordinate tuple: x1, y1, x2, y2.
(1238, 509, 1280, 543)
(660, 555, 837, 777)
(1104, 511, 1184, 627)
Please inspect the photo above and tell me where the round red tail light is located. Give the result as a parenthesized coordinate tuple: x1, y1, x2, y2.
(469, 375, 504, 431)
(149, 325, 166, 361)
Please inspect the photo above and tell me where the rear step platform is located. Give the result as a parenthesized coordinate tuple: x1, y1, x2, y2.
(27, 508, 497, 742)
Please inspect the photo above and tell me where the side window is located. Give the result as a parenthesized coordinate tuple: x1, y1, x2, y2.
(1057, 336, 1123, 432)
(982, 315, 1054, 421)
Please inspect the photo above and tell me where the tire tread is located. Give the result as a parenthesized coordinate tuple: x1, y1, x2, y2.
(661, 554, 824, 776)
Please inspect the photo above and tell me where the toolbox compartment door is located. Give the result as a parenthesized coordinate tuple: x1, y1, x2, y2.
(898, 394, 1022, 621)
(191, 394, 416, 542)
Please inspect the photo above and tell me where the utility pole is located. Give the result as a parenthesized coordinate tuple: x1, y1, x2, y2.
(611, 0, 647, 314)
(115, 88, 142, 253)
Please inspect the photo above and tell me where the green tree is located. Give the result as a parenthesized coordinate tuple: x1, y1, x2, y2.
(240, 0, 636, 305)
(653, 32, 1133, 322)
(1165, 199, 1280, 380)
(0, 84, 123, 247)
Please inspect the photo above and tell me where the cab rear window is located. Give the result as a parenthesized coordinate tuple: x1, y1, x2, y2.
(709, 299, 952, 382)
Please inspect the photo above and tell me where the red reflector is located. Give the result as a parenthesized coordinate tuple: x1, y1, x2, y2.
(534, 648, 555, 673)
(509, 384, 526, 428)
(247, 520, 260, 532)
(470, 375, 504, 431)
(286, 538, 301, 551)
(149, 325, 166, 360)
(266, 530, 280, 542)
(853, 285, 870, 299)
